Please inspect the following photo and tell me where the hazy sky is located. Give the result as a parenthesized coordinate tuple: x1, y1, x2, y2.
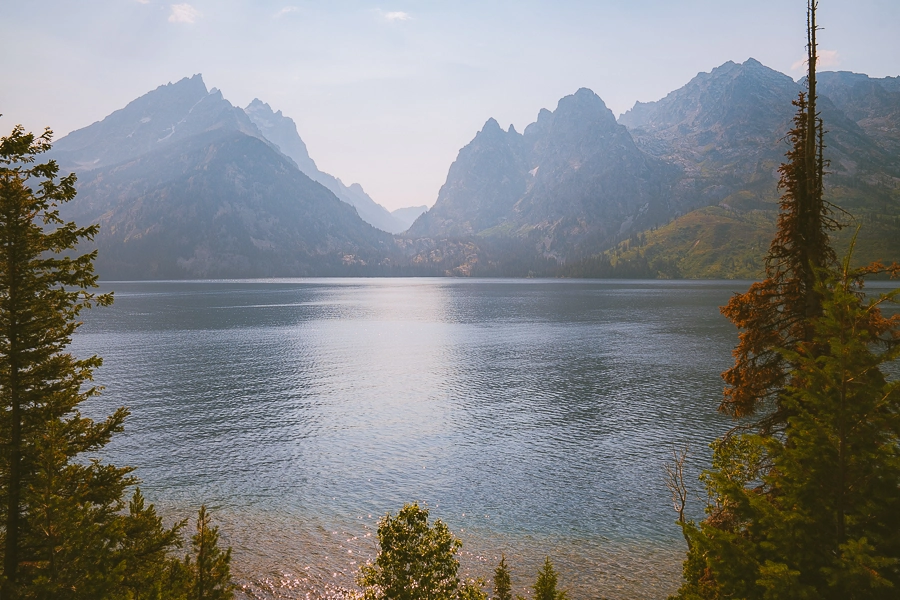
(2, 1, 898, 210)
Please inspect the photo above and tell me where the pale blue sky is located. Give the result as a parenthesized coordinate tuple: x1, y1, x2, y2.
(2, 1, 898, 209)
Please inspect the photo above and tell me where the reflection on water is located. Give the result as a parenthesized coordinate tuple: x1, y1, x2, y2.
(73, 278, 749, 599)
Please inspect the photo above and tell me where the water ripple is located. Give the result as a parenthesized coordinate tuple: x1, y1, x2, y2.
(72, 278, 747, 599)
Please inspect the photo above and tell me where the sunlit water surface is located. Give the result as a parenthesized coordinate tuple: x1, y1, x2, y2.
(72, 278, 766, 599)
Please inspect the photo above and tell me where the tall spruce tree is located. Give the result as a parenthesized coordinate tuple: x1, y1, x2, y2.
(0, 124, 189, 598)
(674, 267, 900, 599)
(492, 555, 512, 600)
(528, 557, 567, 600)
(0, 122, 116, 596)
(672, 2, 900, 597)
(719, 0, 841, 429)
(182, 506, 233, 600)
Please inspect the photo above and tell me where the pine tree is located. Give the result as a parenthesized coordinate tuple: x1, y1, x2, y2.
(530, 557, 568, 600)
(674, 268, 900, 599)
(120, 489, 187, 600)
(672, 2, 900, 597)
(755, 271, 900, 596)
(0, 123, 121, 597)
(492, 554, 512, 600)
(183, 506, 233, 600)
(719, 0, 841, 428)
(0, 123, 189, 598)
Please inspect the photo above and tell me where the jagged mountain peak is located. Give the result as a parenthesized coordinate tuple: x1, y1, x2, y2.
(410, 84, 666, 247)
(479, 117, 504, 135)
(553, 87, 616, 125)
(618, 58, 799, 134)
(562, 87, 607, 106)
(246, 98, 287, 121)
(157, 73, 207, 95)
(243, 98, 317, 174)
(246, 97, 270, 110)
(522, 89, 616, 140)
(50, 73, 268, 172)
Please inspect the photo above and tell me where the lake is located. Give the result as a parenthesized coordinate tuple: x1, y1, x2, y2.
(73, 278, 752, 599)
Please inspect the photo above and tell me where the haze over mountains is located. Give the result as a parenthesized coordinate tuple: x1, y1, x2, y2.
(51, 60, 900, 279)
(411, 58, 900, 276)
(242, 99, 419, 234)
(408, 88, 674, 260)
(51, 75, 398, 278)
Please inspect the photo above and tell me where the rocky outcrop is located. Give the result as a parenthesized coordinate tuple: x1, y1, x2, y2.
(409, 89, 674, 259)
(817, 71, 900, 155)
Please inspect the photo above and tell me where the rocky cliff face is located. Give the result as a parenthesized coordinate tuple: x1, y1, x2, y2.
(817, 71, 900, 155)
(619, 59, 798, 188)
(408, 59, 900, 272)
(620, 59, 896, 205)
(515, 89, 671, 253)
(243, 98, 320, 175)
(55, 76, 395, 279)
(410, 118, 528, 238)
(52, 75, 266, 171)
(409, 89, 674, 259)
(602, 61, 900, 278)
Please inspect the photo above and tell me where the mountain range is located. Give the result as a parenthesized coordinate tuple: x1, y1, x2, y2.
(407, 89, 674, 261)
(409, 58, 900, 277)
(49, 60, 900, 279)
(51, 75, 401, 278)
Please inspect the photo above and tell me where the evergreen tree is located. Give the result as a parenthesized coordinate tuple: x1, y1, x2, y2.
(358, 503, 462, 600)
(120, 489, 187, 600)
(530, 557, 568, 600)
(0, 122, 120, 597)
(0, 123, 194, 598)
(719, 0, 843, 429)
(182, 506, 233, 600)
(492, 554, 512, 600)
(674, 269, 900, 599)
(672, 2, 900, 597)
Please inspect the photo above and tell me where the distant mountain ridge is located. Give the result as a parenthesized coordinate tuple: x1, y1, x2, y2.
(54, 75, 396, 278)
(48, 61, 900, 279)
(53, 75, 419, 235)
(51, 74, 267, 171)
(816, 71, 900, 154)
(390, 205, 428, 230)
(408, 58, 900, 275)
(408, 88, 674, 259)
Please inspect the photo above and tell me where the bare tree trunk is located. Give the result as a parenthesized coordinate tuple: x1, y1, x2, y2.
(664, 446, 691, 548)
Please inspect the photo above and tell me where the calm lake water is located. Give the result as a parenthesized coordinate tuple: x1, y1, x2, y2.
(73, 278, 753, 599)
